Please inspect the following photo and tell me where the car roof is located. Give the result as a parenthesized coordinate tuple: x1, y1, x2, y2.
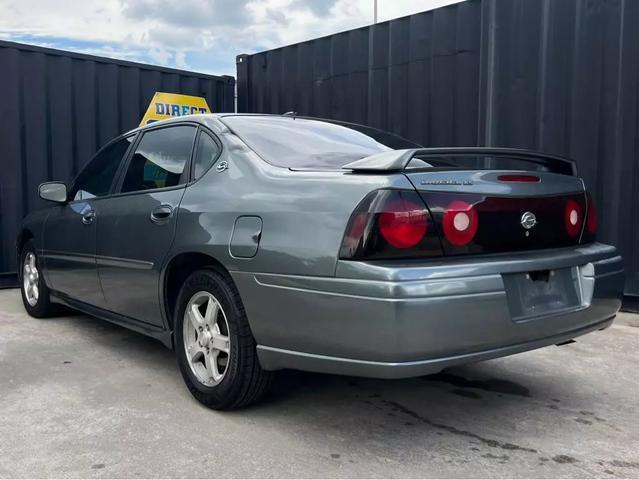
(122, 113, 423, 151)
(123, 112, 300, 135)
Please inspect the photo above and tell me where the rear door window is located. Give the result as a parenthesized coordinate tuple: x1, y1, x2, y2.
(120, 125, 196, 193)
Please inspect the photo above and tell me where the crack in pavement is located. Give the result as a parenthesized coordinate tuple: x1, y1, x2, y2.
(381, 399, 538, 453)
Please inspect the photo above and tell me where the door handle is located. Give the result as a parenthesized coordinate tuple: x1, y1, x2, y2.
(150, 205, 173, 223)
(82, 210, 96, 225)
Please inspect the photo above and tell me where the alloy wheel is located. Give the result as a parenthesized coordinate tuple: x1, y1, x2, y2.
(182, 291, 231, 386)
(23, 252, 39, 307)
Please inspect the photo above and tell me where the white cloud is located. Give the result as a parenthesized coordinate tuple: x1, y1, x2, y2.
(0, 0, 465, 75)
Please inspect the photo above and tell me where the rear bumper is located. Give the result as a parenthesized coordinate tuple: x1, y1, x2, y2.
(232, 243, 624, 378)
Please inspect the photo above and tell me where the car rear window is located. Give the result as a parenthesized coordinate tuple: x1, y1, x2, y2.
(221, 116, 420, 169)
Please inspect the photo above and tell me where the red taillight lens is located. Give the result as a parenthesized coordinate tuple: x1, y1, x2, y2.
(497, 174, 540, 183)
(379, 200, 428, 248)
(564, 199, 582, 237)
(442, 200, 479, 246)
(339, 189, 442, 260)
(586, 193, 597, 235)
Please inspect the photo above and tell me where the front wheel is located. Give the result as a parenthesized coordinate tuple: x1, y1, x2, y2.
(174, 268, 273, 410)
(20, 240, 57, 318)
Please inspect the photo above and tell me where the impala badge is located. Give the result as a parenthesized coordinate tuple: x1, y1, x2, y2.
(521, 211, 537, 230)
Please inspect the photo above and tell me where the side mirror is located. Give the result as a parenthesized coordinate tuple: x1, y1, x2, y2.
(39, 182, 68, 203)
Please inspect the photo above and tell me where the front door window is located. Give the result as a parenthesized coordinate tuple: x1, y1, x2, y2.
(71, 136, 134, 200)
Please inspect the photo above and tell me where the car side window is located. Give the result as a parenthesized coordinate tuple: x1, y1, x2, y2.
(71, 136, 134, 201)
(193, 131, 222, 180)
(120, 125, 196, 193)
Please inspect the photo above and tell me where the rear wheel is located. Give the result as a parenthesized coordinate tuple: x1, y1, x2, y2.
(175, 268, 273, 409)
(20, 240, 57, 318)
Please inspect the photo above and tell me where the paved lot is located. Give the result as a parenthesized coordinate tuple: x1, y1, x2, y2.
(0, 288, 638, 478)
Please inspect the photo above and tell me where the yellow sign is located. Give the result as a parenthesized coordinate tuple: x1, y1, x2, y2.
(140, 92, 211, 126)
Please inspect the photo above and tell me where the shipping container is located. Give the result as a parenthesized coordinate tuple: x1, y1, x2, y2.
(236, 0, 639, 297)
(0, 40, 235, 285)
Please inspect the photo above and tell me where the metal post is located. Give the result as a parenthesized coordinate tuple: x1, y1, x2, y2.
(374, 0, 378, 23)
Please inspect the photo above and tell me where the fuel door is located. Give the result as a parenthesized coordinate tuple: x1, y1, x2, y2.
(230, 216, 262, 258)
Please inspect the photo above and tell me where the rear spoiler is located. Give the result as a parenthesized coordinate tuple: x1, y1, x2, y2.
(342, 147, 577, 176)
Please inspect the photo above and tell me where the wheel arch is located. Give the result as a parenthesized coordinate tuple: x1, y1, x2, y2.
(161, 251, 236, 334)
(16, 229, 34, 279)
(17, 228, 34, 251)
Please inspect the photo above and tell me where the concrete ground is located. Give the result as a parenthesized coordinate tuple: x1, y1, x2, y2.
(0, 289, 638, 479)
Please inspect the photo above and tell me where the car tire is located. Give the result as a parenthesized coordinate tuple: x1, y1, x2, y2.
(20, 240, 57, 318)
(174, 267, 273, 410)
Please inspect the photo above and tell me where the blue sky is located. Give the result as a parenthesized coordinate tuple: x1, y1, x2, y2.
(0, 0, 463, 76)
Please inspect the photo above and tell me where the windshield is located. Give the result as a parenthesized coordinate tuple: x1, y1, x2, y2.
(221, 116, 421, 168)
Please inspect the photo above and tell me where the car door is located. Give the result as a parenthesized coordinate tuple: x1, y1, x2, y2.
(42, 135, 135, 307)
(95, 124, 197, 327)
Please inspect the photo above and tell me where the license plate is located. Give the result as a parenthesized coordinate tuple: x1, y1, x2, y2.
(503, 267, 582, 322)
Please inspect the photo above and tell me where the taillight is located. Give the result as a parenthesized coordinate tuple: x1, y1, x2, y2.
(442, 200, 479, 246)
(586, 193, 597, 235)
(420, 191, 587, 255)
(339, 190, 442, 260)
(564, 199, 582, 237)
(581, 192, 597, 243)
(341, 189, 591, 260)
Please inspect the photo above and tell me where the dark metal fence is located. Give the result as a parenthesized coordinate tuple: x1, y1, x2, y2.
(237, 0, 639, 296)
(0, 40, 235, 283)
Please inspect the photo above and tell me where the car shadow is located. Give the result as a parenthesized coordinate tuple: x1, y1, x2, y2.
(55, 306, 576, 411)
(65, 314, 571, 410)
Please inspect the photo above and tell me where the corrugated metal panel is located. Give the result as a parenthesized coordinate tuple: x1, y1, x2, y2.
(237, 0, 639, 296)
(0, 40, 235, 279)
